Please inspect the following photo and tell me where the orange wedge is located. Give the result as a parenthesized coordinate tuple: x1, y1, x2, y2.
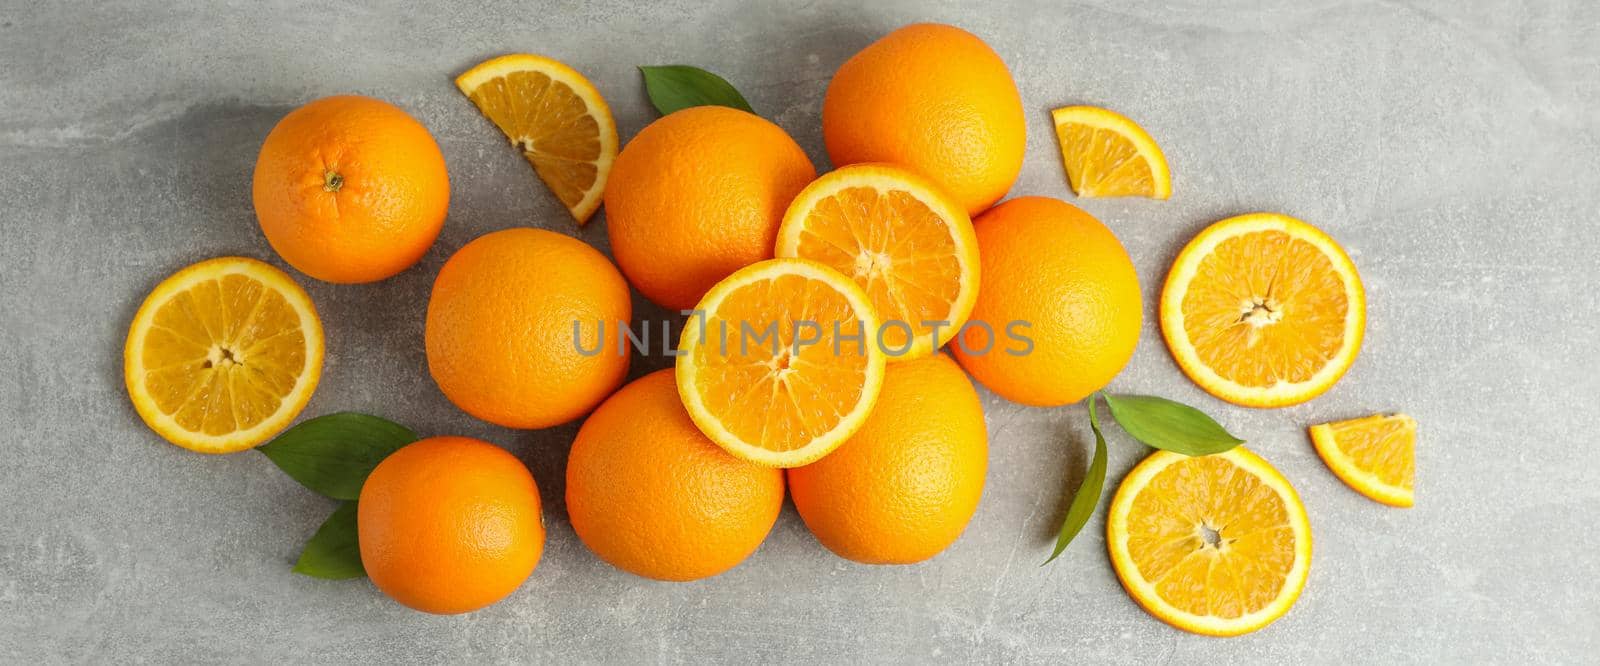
(1107, 448, 1312, 637)
(1051, 105, 1171, 199)
(775, 164, 979, 361)
(676, 258, 886, 468)
(1309, 413, 1416, 507)
(124, 257, 324, 453)
(456, 54, 618, 224)
(1160, 213, 1365, 408)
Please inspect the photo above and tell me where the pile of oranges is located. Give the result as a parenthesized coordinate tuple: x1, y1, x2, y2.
(122, 20, 1408, 635)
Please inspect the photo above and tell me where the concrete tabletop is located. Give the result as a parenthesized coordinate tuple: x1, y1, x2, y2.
(3, 1, 1597, 663)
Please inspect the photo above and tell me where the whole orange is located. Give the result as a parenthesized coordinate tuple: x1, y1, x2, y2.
(950, 196, 1142, 406)
(358, 436, 544, 615)
(566, 369, 784, 581)
(822, 23, 1025, 216)
(787, 353, 988, 564)
(425, 228, 629, 429)
(252, 95, 450, 283)
(603, 106, 816, 310)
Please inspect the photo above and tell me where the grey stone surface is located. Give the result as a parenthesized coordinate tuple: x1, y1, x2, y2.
(2, 0, 1598, 662)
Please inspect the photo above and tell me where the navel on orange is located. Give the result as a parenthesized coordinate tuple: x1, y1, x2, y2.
(123, 257, 323, 453)
(776, 164, 979, 361)
(1051, 105, 1171, 199)
(456, 54, 618, 224)
(1309, 413, 1416, 507)
(1160, 213, 1365, 408)
(1107, 448, 1312, 637)
(676, 258, 886, 468)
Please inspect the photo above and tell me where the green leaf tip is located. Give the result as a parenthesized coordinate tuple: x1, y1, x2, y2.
(293, 501, 365, 580)
(1043, 396, 1109, 565)
(257, 412, 418, 500)
(1102, 393, 1244, 457)
(639, 65, 754, 116)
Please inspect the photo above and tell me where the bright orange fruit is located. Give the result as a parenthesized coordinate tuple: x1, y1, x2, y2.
(358, 436, 544, 615)
(566, 370, 784, 581)
(788, 353, 987, 564)
(604, 106, 816, 310)
(676, 258, 886, 468)
(252, 95, 449, 284)
(823, 23, 1026, 216)
(1310, 413, 1416, 507)
(425, 228, 630, 429)
(1161, 213, 1365, 407)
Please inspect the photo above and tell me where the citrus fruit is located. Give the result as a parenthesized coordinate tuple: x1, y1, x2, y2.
(567, 370, 784, 581)
(252, 95, 450, 284)
(1107, 447, 1312, 637)
(950, 197, 1141, 407)
(425, 228, 630, 429)
(123, 257, 323, 454)
(676, 258, 886, 468)
(788, 353, 987, 564)
(822, 23, 1025, 215)
(1051, 105, 1172, 199)
(775, 164, 979, 361)
(1160, 213, 1365, 408)
(455, 54, 618, 224)
(358, 436, 544, 615)
(1309, 413, 1416, 507)
(604, 105, 816, 310)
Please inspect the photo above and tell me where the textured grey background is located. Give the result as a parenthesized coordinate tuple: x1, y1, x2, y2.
(3, 0, 1598, 663)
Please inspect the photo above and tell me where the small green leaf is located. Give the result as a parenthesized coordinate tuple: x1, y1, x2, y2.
(1102, 393, 1244, 457)
(257, 413, 417, 500)
(639, 65, 754, 115)
(293, 501, 364, 580)
(1044, 396, 1109, 565)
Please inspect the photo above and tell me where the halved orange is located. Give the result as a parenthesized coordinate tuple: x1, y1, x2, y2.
(456, 54, 618, 224)
(124, 257, 324, 453)
(676, 258, 886, 468)
(1051, 105, 1171, 199)
(1310, 413, 1416, 507)
(1107, 448, 1312, 637)
(1160, 213, 1365, 407)
(775, 164, 979, 361)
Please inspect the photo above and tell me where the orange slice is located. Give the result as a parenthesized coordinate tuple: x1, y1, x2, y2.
(456, 54, 618, 224)
(676, 258, 886, 467)
(775, 164, 979, 361)
(124, 257, 324, 453)
(1160, 213, 1365, 407)
(1107, 448, 1312, 637)
(1051, 105, 1171, 199)
(1309, 413, 1416, 507)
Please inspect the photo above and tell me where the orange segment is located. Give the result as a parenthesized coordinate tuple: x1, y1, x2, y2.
(1051, 106, 1171, 199)
(676, 258, 886, 468)
(456, 54, 618, 224)
(1309, 413, 1416, 507)
(1107, 448, 1312, 637)
(124, 257, 323, 453)
(775, 164, 979, 360)
(1160, 213, 1365, 407)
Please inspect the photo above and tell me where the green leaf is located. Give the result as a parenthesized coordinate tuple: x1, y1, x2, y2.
(293, 501, 364, 580)
(257, 413, 417, 500)
(639, 65, 754, 115)
(1044, 396, 1109, 565)
(1102, 393, 1244, 457)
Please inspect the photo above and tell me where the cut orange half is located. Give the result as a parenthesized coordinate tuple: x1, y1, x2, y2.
(1309, 413, 1416, 507)
(456, 54, 618, 224)
(1107, 448, 1312, 637)
(1160, 213, 1365, 407)
(775, 164, 979, 361)
(676, 258, 886, 468)
(1051, 105, 1171, 199)
(124, 257, 324, 453)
